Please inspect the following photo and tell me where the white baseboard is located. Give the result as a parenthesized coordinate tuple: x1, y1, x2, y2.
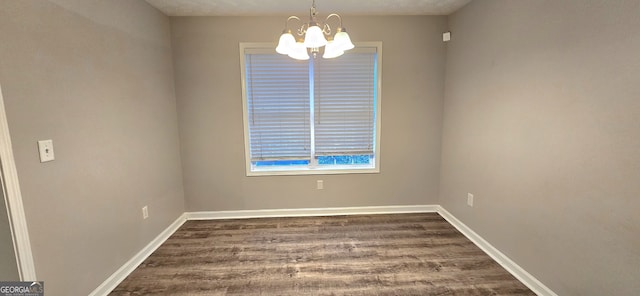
(92, 205, 557, 296)
(184, 205, 439, 220)
(437, 207, 558, 296)
(89, 213, 187, 296)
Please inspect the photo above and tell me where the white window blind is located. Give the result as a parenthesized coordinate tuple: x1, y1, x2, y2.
(245, 53, 310, 160)
(314, 50, 376, 156)
(241, 43, 381, 175)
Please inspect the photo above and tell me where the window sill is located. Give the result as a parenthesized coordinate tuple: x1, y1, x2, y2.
(247, 165, 380, 176)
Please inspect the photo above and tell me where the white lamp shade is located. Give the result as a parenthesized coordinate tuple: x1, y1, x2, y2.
(276, 33, 295, 55)
(288, 42, 310, 60)
(322, 41, 344, 59)
(333, 31, 355, 51)
(303, 25, 328, 48)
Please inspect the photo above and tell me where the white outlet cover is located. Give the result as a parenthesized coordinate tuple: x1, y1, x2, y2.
(37, 139, 55, 162)
(467, 193, 474, 207)
(443, 31, 451, 42)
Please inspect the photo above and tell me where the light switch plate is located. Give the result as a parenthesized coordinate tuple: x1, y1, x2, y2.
(38, 139, 55, 162)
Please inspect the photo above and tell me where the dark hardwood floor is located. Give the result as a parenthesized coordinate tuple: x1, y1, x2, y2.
(111, 213, 535, 295)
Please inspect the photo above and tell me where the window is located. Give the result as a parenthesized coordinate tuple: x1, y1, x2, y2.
(240, 42, 382, 176)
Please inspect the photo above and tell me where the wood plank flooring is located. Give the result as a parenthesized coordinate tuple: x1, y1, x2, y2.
(111, 213, 535, 295)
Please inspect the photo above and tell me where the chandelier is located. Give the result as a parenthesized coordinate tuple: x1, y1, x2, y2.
(275, 0, 355, 60)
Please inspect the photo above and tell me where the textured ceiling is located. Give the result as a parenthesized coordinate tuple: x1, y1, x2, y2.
(145, 0, 472, 16)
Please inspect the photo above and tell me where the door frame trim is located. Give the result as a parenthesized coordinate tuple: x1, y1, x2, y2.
(0, 84, 36, 280)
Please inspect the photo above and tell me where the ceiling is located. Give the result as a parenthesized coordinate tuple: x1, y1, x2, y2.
(144, 0, 472, 16)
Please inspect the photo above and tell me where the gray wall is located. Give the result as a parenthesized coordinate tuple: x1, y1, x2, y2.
(0, 1, 185, 295)
(440, 1, 640, 295)
(171, 16, 447, 211)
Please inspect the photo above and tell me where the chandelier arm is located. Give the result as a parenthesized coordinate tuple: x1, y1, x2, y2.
(287, 15, 302, 23)
(298, 22, 309, 36)
(284, 16, 306, 36)
(323, 13, 344, 35)
(325, 13, 343, 27)
(322, 23, 332, 36)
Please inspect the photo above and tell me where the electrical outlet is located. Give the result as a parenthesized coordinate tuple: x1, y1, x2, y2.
(317, 180, 324, 190)
(443, 31, 451, 42)
(467, 193, 474, 207)
(142, 206, 149, 219)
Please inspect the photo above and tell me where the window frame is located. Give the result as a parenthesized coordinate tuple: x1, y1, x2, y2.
(240, 42, 382, 176)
